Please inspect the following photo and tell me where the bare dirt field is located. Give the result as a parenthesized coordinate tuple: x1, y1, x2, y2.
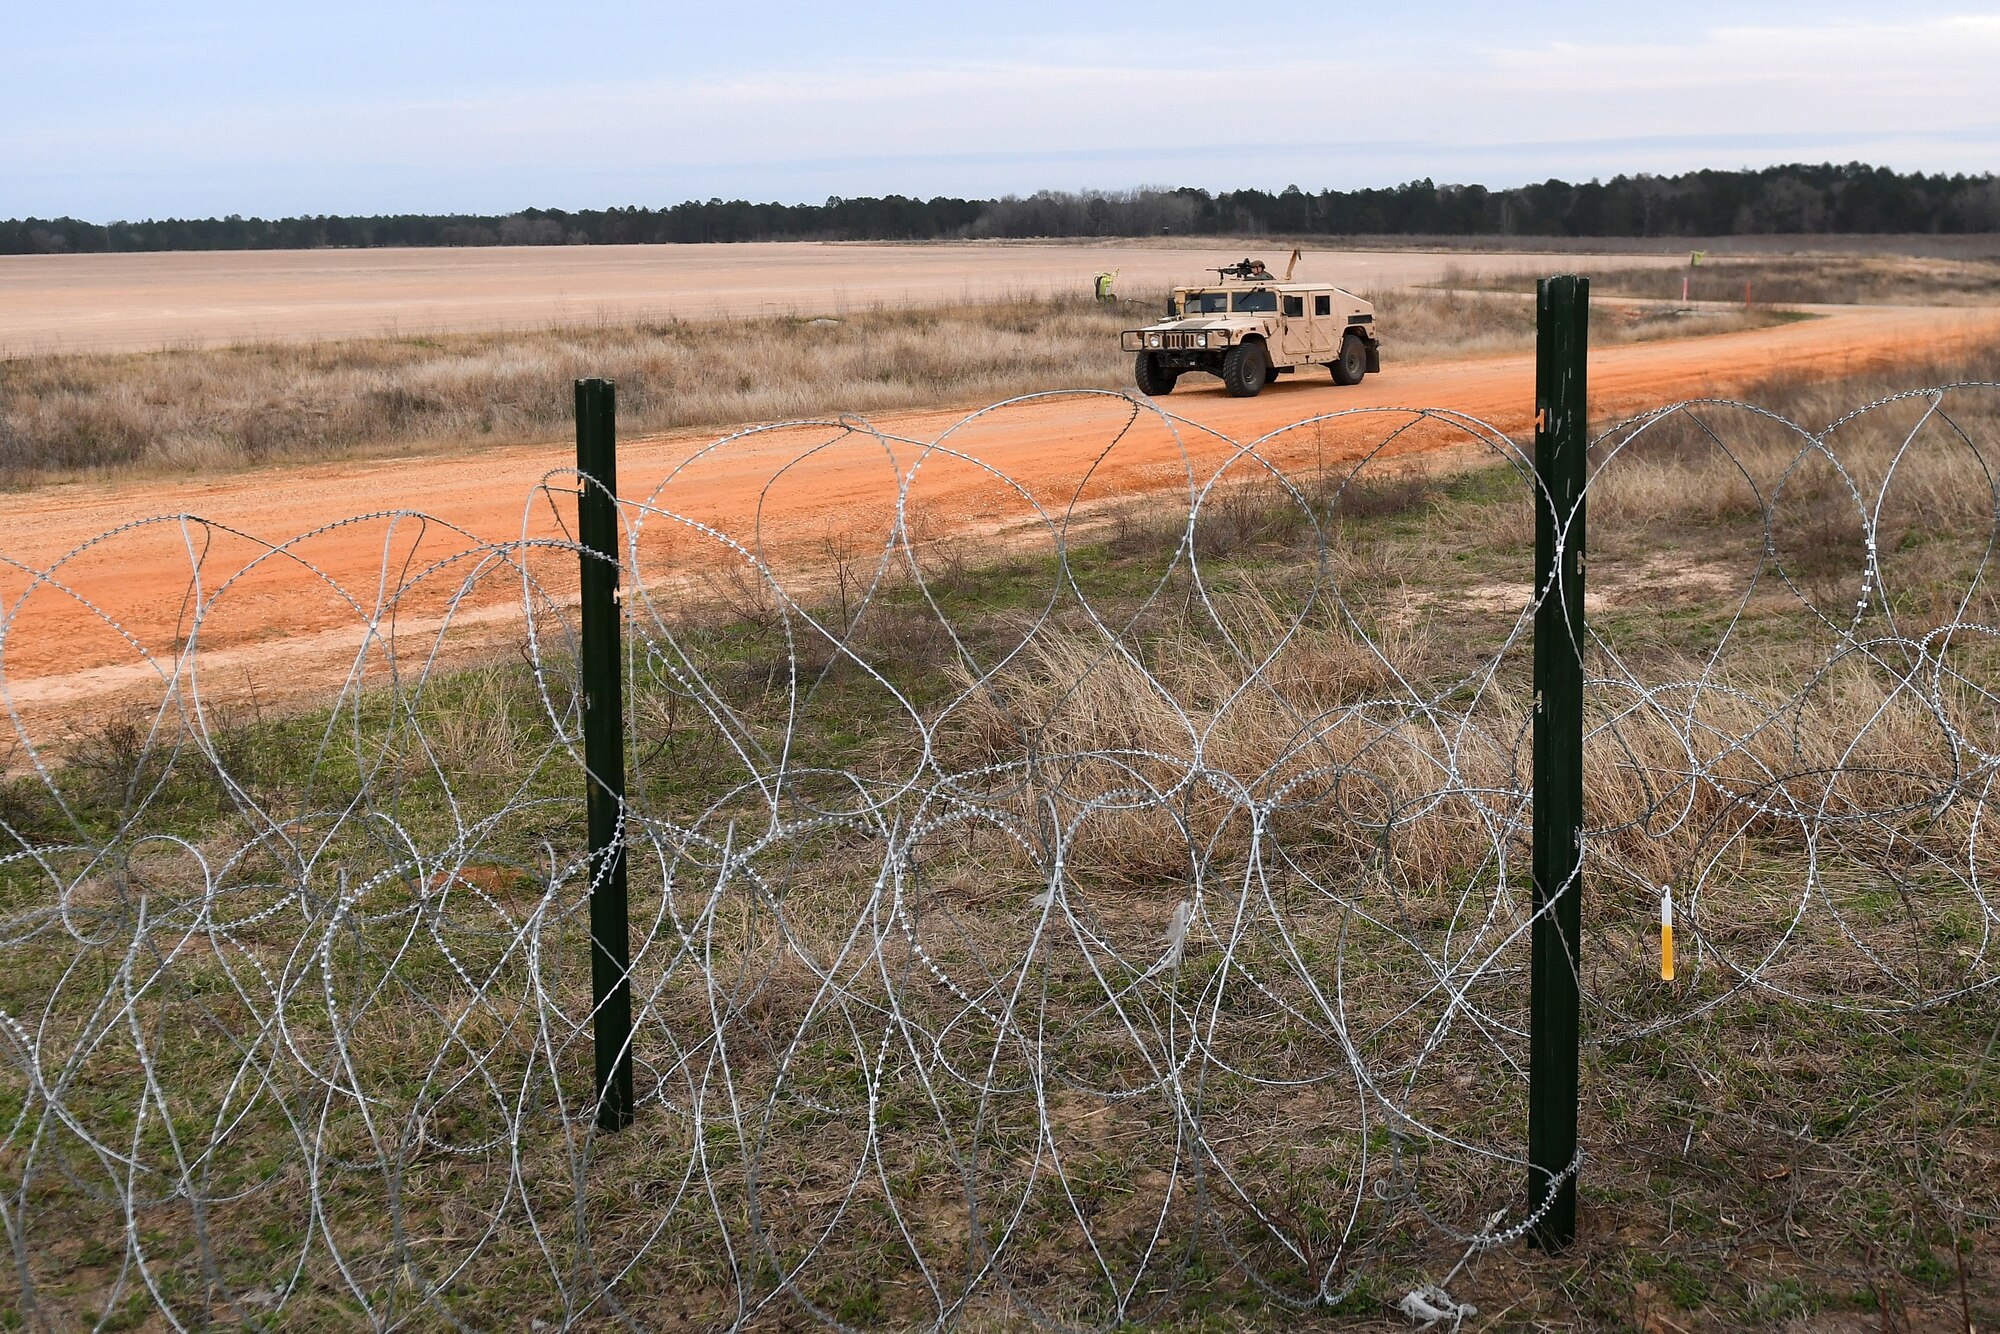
(5, 300, 1998, 741)
(0, 241, 1691, 356)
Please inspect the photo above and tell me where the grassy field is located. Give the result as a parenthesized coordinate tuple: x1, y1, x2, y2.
(0, 290, 1789, 487)
(1446, 252, 2000, 307)
(3, 345, 1996, 1330)
(1258, 233, 2000, 261)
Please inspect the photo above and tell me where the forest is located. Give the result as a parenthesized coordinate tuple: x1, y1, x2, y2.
(6, 163, 1997, 254)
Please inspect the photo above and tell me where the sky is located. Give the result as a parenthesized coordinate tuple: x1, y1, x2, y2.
(4, 1, 1998, 221)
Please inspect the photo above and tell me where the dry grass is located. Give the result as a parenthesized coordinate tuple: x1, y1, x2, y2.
(4, 348, 1999, 1331)
(1589, 347, 2000, 530)
(1223, 233, 2000, 261)
(886, 354, 2000, 1327)
(1371, 285, 1790, 360)
(1446, 253, 2000, 306)
(0, 294, 1141, 484)
(1, 289, 1789, 487)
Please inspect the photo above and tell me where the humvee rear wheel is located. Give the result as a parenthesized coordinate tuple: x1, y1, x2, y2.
(1332, 334, 1368, 386)
(1134, 351, 1178, 396)
(1221, 343, 1268, 397)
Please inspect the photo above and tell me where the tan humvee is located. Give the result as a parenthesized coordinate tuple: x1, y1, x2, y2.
(1119, 258, 1381, 398)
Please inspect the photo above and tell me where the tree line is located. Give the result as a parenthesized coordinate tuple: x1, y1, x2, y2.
(7, 164, 1997, 255)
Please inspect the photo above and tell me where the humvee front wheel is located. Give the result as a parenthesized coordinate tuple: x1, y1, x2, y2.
(1134, 352, 1178, 396)
(1332, 334, 1368, 386)
(1221, 343, 1269, 397)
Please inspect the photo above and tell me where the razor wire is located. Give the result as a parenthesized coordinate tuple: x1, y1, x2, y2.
(1, 385, 1998, 1330)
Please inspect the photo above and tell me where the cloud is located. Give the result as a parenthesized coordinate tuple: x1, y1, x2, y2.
(5, 11, 1998, 216)
(1478, 14, 2000, 92)
(407, 13, 2000, 177)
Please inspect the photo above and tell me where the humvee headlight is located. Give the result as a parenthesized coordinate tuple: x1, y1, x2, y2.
(1194, 333, 1208, 348)
(1146, 333, 1162, 348)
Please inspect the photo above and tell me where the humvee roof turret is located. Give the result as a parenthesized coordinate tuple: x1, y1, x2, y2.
(1120, 258, 1381, 398)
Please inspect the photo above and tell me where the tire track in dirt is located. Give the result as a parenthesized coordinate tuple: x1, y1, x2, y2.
(4, 303, 1997, 739)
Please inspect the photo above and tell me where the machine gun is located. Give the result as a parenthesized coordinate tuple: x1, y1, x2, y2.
(1210, 250, 1299, 283)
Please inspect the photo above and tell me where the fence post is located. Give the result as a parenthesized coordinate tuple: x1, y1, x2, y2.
(576, 377, 634, 1132)
(1529, 275, 1588, 1247)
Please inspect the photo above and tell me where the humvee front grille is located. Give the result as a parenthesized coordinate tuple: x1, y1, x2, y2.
(1160, 332, 1209, 350)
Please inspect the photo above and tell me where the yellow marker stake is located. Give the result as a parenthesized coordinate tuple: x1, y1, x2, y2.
(1660, 885, 1676, 982)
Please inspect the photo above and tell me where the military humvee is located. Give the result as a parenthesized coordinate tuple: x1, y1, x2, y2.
(1120, 258, 1381, 398)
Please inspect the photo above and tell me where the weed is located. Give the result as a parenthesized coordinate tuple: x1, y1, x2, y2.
(3, 290, 1801, 487)
(5, 350, 2000, 1332)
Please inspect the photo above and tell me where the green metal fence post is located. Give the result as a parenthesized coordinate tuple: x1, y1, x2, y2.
(575, 377, 634, 1132)
(1529, 275, 1589, 1248)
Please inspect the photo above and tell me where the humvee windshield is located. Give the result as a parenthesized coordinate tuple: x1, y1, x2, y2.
(1181, 291, 1230, 315)
(1232, 290, 1278, 313)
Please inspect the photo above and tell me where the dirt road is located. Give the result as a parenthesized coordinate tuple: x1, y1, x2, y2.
(0, 241, 1686, 356)
(4, 302, 1997, 742)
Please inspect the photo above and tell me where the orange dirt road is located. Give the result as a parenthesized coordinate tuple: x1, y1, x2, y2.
(4, 302, 1998, 742)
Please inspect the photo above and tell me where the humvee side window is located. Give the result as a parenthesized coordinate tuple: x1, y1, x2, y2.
(1233, 291, 1277, 313)
(1184, 292, 1230, 314)
(1283, 296, 1304, 317)
(1314, 295, 1331, 316)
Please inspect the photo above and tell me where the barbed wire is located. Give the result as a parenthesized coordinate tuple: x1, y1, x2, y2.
(2, 385, 1997, 1329)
